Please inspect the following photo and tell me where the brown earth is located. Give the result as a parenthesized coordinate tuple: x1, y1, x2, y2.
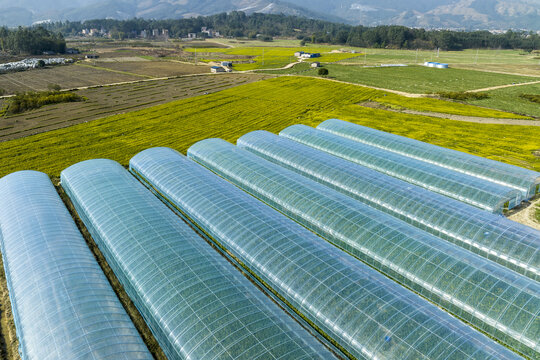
(508, 197, 540, 231)
(94, 60, 209, 78)
(0, 64, 140, 95)
(0, 73, 272, 142)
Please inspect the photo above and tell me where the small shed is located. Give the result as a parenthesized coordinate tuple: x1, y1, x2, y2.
(85, 54, 99, 59)
(311, 62, 321, 68)
(221, 61, 233, 67)
(294, 51, 304, 57)
(211, 66, 225, 73)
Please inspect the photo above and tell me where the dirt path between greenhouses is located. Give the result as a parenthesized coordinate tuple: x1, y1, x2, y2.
(358, 101, 540, 126)
(508, 197, 540, 231)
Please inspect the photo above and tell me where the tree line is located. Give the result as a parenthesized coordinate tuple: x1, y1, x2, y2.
(39, 12, 540, 51)
(0, 27, 66, 55)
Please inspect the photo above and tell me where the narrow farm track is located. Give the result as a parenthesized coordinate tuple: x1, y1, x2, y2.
(253, 61, 303, 72)
(290, 74, 426, 97)
(359, 101, 540, 126)
(468, 79, 540, 93)
(273, 67, 538, 99)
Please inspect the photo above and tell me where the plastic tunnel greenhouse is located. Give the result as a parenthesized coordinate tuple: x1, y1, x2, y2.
(130, 146, 523, 360)
(237, 130, 540, 282)
(187, 139, 540, 359)
(279, 125, 522, 213)
(318, 119, 540, 199)
(60, 159, 334, 360)
(0, 171, 152, 360)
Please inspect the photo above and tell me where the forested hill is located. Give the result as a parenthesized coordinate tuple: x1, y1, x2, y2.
(0, 27, 65, 55)
(1, 0, 539, 30)
(45, 13, 540, 51)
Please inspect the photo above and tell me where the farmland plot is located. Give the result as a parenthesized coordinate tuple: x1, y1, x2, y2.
(0, 73, 269, 141)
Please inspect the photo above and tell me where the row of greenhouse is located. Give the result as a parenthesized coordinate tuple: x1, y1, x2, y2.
(0, 58, 71, 73)
(0, 119, 538, 360)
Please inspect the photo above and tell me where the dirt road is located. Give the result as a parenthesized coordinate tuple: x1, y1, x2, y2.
(508, 197, 540, 231)
(467, 80, 540, 93)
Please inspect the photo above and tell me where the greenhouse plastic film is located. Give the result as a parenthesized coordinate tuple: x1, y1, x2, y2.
(130, 146, 523, 360)
(318, 119, 540, 199)
(237, 130, 540, 282)
(187, 139, 540, 359)
(60, 159, 334, 360)
(279, 124, 522, 213)
(0, 170, 152, 360)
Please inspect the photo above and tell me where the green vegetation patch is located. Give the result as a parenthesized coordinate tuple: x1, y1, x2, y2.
(266, 64, 534, 118)
(313, 65, 536, 93)
(520, 94, 540, 104)
(0, 76, 537, 178)
(437, 91, 489, 101)
(1, 91, 85, 116)
(372, 95, 530, 119)
(465, 84, 540, 118)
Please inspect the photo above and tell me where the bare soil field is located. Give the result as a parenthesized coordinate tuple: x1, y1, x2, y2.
(0, 65, 140, 95)
(0, 73, 271, 141)
(95, 60, 209, 77)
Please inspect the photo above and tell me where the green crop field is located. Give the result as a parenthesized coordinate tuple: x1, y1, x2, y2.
(347, 49, 540, 71)
(372, 93, 532, 119)
(0, 76, 537, 179)
(184, 46, 361, 70)
(270, 64, 537, 93)
(465, 83, 540, 118)
(211, 38, 305, 47)
(266, 65, 530, 118)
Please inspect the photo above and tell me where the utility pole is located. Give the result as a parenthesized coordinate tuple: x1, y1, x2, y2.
(262, 48, 265, 66)
(364, 51, 367, 65)
(475, 48, 479, 64)
(415, 48, 418, 63)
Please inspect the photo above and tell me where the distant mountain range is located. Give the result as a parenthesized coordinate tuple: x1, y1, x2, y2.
(1, 0, 539, 30)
